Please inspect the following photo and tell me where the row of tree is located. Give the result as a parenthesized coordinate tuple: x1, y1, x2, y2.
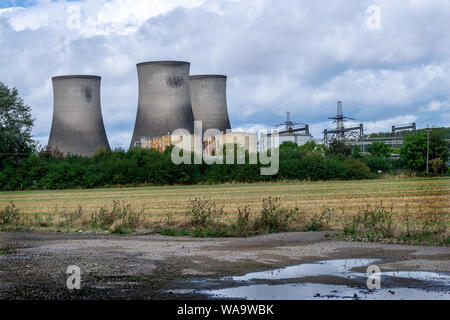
(0, 81, 448, 191)
(0, 145, 377, 190)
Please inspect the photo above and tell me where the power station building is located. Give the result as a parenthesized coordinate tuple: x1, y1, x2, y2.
(48, 75, 110, 156)
(130, 61, 195, 148)
(48, 61, 237, 156)
(189, 75, 231, 134)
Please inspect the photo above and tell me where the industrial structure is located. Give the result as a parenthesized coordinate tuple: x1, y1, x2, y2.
(46, 61, 432, 157)
(130, 61, 195, 148)
(259, 112, 312, 152)
(204, 132, 258, 156)
(388, 123, 417, 148)
(392, 123, 416, 136)
(276, 111, 311, 145)
(189, 75, 231, 134)
(48, 75, 110, 156)
(324, 101, 364, 149)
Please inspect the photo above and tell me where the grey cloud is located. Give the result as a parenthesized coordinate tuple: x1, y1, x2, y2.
(0, 0, 449, 149)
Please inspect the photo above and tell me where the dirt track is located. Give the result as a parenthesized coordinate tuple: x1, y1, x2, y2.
(0, 231, 449, 299)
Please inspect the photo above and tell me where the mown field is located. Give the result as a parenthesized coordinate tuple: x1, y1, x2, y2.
(0, 177, 449, 228)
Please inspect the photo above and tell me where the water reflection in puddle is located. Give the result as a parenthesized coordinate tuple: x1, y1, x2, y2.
(228, 259, 380, 281)
(206, 283, 450, 300)
(380, 271, 450, 283)
(202, 259, 450, 300)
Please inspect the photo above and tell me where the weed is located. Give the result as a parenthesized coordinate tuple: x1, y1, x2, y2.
(231, 205, 252, 237)
(344, 202, 395, 238)
(304, 207, 332, 231)
(185, 197, 224, 229)
(0, 203, 20, 225)
(57, 205, 83, 228)
(397, 231, 449, 246)
(33, 213, 52, 228)
(256, 197, 299, 232)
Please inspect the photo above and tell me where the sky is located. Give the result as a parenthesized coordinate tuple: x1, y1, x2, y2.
(0, 0, 449, 149)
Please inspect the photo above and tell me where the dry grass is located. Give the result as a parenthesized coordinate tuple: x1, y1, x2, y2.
(0, 177, 448, 234)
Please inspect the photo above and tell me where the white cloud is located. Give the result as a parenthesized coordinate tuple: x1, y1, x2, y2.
(6, 0, 206, 36)
(1, 0, 450, 149)
(420, 100, 447, 112)
(347, 115, 418, 134)
(0, 8, 15, 16)
(102, 54, 134, 77)
(108, 132, 132, 149)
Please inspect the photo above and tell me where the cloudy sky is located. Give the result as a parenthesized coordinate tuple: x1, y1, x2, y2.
(1, 0, 449, 149)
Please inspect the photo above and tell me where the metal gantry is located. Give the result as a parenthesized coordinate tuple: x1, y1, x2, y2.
(276, 112, 310, 136)
(391, 123, 416, 147)
(323, 101, 364, 150)
(392, 123, 416, 136)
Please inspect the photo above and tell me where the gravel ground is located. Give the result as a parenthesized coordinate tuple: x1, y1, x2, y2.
(0, 231, 449, 299)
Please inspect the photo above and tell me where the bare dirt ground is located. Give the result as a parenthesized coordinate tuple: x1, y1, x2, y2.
(0, 231, 449, 300)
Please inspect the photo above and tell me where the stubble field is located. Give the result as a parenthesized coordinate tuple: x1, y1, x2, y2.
(0, 177, 448, 230)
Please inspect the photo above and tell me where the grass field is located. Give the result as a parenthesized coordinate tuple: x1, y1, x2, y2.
(0, 177, 449, 228)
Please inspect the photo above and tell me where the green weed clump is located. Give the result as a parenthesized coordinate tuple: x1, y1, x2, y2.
(304, 207, 332, 231)
(232, 205, 252, 237)
(90, 201, 143, 233)
(344, 203, 395, 238)
(185, 197, 224, 229)
(0, 202, 20, 225)
(255, 197, 299, 232)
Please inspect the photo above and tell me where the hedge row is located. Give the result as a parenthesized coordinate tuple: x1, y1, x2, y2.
(0, 144, 380, 191)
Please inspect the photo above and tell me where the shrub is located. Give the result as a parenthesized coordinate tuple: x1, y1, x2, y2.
(342, 159, 373, 180)
(345, 203, 395, 238)
(185, 197, 224, 228)
(256, 197, 298, 232)
(232, 205, 252, 237)
(429, 158, 446, 174)
(0, 202, 20, 225)
(90, 200, 138, 229)
(304, 207, 332, 231)
(362, 155, 394, 173)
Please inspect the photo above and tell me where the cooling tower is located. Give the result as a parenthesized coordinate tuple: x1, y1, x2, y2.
(130, 61, 195, 148)
(48, 75, 110, 156)
(189, 75, 231, 133)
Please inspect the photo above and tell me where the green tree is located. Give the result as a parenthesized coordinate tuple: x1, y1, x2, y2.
(367, 141, 392, 158)
(400, 130, 448, 172)
(298, 141, 327, 155)
(279, 141, 300, 153)
(429, 158, 446, 174)
(0, 82, 35, 162)
(352, 145, 362, 159)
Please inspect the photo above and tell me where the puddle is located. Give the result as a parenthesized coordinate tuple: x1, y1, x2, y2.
(227, 259, 380, 281)
(206, 283, 450, 300)
(380, 271, 450, 283)
(198, 258, 450, 300)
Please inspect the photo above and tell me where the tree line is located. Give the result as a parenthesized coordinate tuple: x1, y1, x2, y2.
(0, 82, 448, 191)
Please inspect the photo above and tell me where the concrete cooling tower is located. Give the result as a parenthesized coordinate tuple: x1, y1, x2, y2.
(189, 75, 231, 133)
(130, 61, 195, 148)
(48, 75, 110, 156)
